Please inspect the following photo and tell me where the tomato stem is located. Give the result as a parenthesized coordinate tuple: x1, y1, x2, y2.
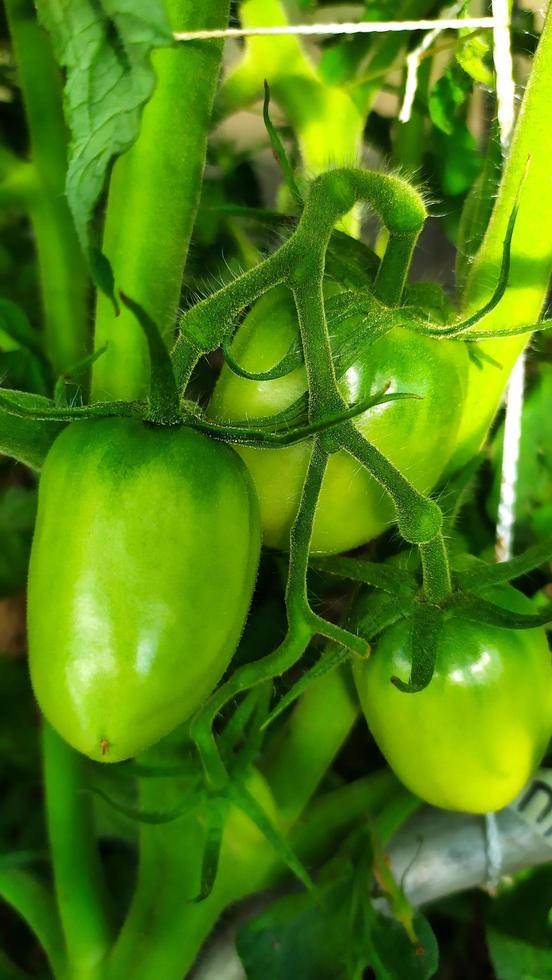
(92, 0, 231, 402)
(420, 534, 452, 604)
(4, 0, 89, 375)
(42, 724, 111, 980)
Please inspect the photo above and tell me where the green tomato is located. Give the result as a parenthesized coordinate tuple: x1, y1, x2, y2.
(28, 418, 260, 763)
(212, 287, 468, 554)
(354, 585, 552, 813)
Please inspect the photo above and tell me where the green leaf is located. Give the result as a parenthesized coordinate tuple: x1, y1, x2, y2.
(0, 300, 43, 358)
(0, 487, 36, 596)
(191, 798, 228, 903)
(237, 877, 353, 980)
(35, 0, 173, 293)
(310, 555, 416, 599)
(119, 292, 180, 421)
(391, 602, 442, 694)
(429, 66, 472, 136)
(0, 869, 65, 978)
(457, 538, 552, 592)
(0, 405, 64, 470)
(456, 29, 493, 87)
(447, 592, 552, 630)
(88, 785, 202, 825)
(370, 910, 439, 980)
(433, 121, 482, 197)
(228, 782, 313, 893)
(263, 81, 302, 207)
(487, 866, 552, 980)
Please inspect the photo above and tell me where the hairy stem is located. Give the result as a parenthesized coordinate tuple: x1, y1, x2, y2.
(92, 0, 231, 401)
(450, 3, 552, 470)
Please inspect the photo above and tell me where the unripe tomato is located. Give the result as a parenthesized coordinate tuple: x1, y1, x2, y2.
(212, 287, 468, 554)
(28, 419, 260, 763)
(354, 585, 552, 813)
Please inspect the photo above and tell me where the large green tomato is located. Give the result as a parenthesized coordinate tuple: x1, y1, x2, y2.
(354, 585, 552, 813)
(28, 419, 260, 763)
(212, 287, 469, 554)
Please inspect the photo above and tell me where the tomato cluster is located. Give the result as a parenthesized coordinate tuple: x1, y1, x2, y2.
(213, 287, 469, 554)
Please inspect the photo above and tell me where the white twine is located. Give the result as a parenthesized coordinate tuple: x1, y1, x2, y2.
(492, 0, 524, 567)
(399, 1, 466, 124)
(173, 18, 501, 43)
(486, 0, 518, 889)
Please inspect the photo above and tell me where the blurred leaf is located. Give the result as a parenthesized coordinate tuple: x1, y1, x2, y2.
(35, 0, 173, 293)
(486, 866, 552, 980)
(456, 30, 493, 87)
(432, 123, 482, 197)
(370, 911, 438, 979)
(429, 66, 472, 136)
(0, 487, 36, 597)
(237, 875, 353, 980)
(0, 300, 43, 358)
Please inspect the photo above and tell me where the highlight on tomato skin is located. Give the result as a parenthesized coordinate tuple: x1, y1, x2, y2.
(26, 418, 261, 763)
(354, 585, 552, 814)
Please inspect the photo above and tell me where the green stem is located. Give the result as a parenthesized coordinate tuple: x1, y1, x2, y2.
(42, 724, 110, 980)
(262, 668, 359, 828)
(419, 533, 452, 604)
(92, 0, 231, 401)
(450, 3, 552, 470)
(373, 234, 420, 305)
(4, 0, 88, 374)
(342, 422, 442, 545)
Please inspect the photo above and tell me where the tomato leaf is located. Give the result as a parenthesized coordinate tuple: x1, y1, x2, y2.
(448, 592, 552, 630)
(88, 785, 203, 825)
(455, 30, 493, 87)
(391, 602, 442, 694)
(0, 401, 64, 470)
(457, 539, 552, 592)
(261, 645, 351, 730)
(237, 876, 354, 980)
(370, 910, 439, 980)
(429, 65, 472, 136)
(356, 590, 413, 642)
(191, 798, 228, 903)
(228, 781, 313, 893)
(0, 487, 36, 596)
(35, 0, 173, 297)
(119, 292, 180, 422)
(0, 299, 44, 359)
(310, 555, 417, 599)
(0, 868, 65, 979)
(263, 82, 302, 207)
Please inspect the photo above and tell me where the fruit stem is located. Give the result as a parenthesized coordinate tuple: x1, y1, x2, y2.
(420, 533, 452, 604)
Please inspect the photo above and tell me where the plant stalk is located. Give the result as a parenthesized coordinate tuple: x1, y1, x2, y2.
(4, 0, 89, 374)
(92, 0, 231, 401)
(42, 724, 111, 980)
(451, 2, 552, 470)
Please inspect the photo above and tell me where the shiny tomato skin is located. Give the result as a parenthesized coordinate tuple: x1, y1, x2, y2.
(27, 418, 261, 763)
(212, 287, 468, 554)
(354, 585, 552, 813)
